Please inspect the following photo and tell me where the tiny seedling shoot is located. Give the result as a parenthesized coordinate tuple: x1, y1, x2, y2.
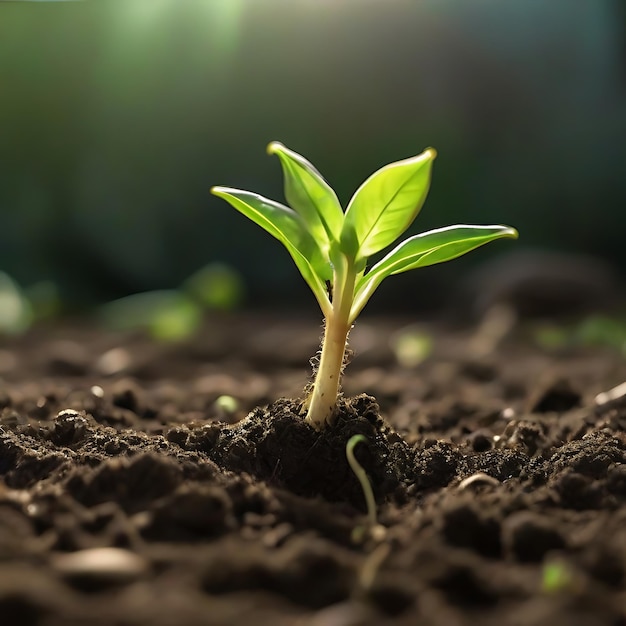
(212, 142, 518, 429)
(346, 435, 377, 531)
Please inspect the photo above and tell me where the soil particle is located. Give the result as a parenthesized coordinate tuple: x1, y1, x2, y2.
(52, 547, 149, 591)
(200, 535, 356, 609)
(66, 453, 185, 512)
(142, 483, 236, 541)
(502, 511, 567, 562)
(531, 379, 583, 413)
(438, 500, 502, 558)
(409, 441, 461, 492)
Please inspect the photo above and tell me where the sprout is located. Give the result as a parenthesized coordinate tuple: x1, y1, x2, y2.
(182, 263, 244, 311)
(346, 435, 377, 530)
(99, 290, 202, 341)
(99, 263, 244, 341)
(346, 435, 386, 545)
(391, 326, 433, 368)
(541, 557, 577, 594)
(212, 142, 518, 428)
(0, 271, 34, 335)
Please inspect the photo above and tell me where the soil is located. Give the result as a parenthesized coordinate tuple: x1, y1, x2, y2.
(0, 312, 625, 626)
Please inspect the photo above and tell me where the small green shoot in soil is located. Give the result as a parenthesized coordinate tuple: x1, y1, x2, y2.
(541, 557, 578, 594)
(0, 272, 60, 336)
(212, 142, 518, 428)
(100, 263, 244, 341)
(346, 434, 377, 538)
(534, 314, 626, 357)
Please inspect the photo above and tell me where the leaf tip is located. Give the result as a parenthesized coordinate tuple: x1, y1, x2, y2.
(424, 147, 437, 160)
(210, 186, 230, 199)
(505, 226, 519, 239)
(266, 141, 284, 155)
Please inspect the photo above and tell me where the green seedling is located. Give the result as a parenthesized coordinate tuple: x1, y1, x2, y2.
(346, 435, 387, 545)
(533, 314, 626, 357)
(212, 142, 517, 428)
(0, 271, 34, 335)
(0, 273, 61, 336)
(100, 289, 202, 341)
(214, 395, 240, 423)
(541, 556, 578, 594)
(99, 262, 244, 341)
(391, 326, 433, 368)
(182, 263, 244, 311)
(346, 434, 377, 531)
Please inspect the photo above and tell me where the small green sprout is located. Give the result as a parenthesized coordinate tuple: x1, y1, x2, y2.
(183, 263, 244, 311)
(346, 434, 377, 531)
(391, 326, 433, 368)
(533, 315, 626, 357)
(212, 142, 517, 428)
(100, 290, 202, 341)
(0, 271, 34, 335)
(215, 394, 239, 414)
(99, 263, 244, 341)
(541, 557, 577, 594)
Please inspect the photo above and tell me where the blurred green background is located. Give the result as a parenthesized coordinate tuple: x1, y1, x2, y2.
(1, 0, 624, 314)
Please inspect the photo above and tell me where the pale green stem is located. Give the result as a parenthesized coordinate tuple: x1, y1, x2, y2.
(305, 262, 356, 429)
(305, 313, 350, 429)
(346, 434, 377, 527)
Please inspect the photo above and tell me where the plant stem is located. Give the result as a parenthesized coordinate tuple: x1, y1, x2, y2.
(346, 435, 377, 527)
(306, 261, 356, 429)
(305, 314, 350, 429)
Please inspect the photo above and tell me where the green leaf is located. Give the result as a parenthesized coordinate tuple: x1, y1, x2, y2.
(351, 224, 518, 321)
(342, 148, 436, 260)
(211, 186, 331, 313)
(268, 142, 344, 248)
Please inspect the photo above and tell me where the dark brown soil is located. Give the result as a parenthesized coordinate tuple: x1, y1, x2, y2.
(0, 313, 624, 626)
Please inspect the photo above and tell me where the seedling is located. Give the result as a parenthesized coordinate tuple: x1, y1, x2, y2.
(212, 142, 517, 428)
(541, 556, 578, 594)
(0, 272, 59, 335)
(99, 263, 244, 341)
(0, 271, 33, 335)
(346, 434, 377, 531)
